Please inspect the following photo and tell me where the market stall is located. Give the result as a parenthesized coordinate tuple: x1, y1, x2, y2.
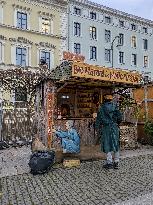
(35, 53, 141, 160)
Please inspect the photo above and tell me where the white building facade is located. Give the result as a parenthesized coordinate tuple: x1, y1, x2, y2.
(67, 0, 153, 80)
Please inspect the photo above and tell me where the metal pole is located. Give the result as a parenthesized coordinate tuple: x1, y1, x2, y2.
(111, 36, 119, 68)
(111, 45, 113, 68)
(144, 84, 148, 120)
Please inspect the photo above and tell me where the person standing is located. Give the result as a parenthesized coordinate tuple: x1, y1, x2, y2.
(95, 94, 122, 169)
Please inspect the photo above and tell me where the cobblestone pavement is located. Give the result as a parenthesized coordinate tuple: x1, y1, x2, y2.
(1, 145, 153, 178)
(1, 153, 153, 205)
(0, 146, 31, 178)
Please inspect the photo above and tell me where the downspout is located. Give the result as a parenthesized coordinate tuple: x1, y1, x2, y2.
(67, 0, 70, 51)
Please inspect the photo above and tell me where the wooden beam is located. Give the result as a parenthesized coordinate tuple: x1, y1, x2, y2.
(56, 82, 68, 93)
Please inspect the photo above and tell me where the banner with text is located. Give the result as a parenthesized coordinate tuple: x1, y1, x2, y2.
(72, 62, 141, 84)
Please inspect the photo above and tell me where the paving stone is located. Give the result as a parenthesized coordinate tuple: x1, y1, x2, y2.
(2, 148, 153, 204)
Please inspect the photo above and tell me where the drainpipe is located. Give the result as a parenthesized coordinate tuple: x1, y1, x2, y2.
(67, 0, 70, 51)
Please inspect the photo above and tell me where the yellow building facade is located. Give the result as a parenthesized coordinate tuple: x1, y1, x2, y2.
(0, 0, 67, 70)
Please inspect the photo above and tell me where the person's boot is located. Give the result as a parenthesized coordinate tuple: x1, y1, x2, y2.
(113, 162, 119, 169)
(103, 163, 113, 169)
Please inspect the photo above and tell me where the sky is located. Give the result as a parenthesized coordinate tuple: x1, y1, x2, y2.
(91, 0, 153, 21)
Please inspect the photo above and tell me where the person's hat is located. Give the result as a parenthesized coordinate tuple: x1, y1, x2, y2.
(104, 94, 113, 100)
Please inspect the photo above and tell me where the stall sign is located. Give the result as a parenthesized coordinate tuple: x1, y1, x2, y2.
(47, 92, 54, 149)
(63, 51, 85, 62)
(72, 62, 141, 84)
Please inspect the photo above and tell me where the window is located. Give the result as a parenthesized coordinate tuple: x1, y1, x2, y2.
(42, 18, 50, 34)
(40, 51, 50, 69)
(144, 56, 148, 67)
(16, 47, 27, 67)
(105, 30, 111, 42)
(90, 11, 96, 20)
(119, 51, 124, 64)
(131, 23, 136, 30)
(90, 26, 97, 39)
(143, 39, 148, 50)
(105, 49, 111, 62)
(17, 11, 27, 29)
(0, 42, 2, 62)
(105, 16, 111, 24)
(74, 22, 81, 36)
(119, 20, 124, 27)
(15, 87, 27, 102)
(0, 4, 3, 24)
(74, 43, 81, 54)
(132, 54, 137, 66)
(90, 46, 97, 60)
(74, 7, 81, 15)
(131, 36, 137, 48)
(118, 33, 124, 45)
(142, 27, 147, 33)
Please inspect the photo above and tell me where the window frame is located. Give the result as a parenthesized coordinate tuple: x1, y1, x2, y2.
(90, 11, 97, 20)
(74, 22, 81, 36)
(131, 53, 137, 66)
(105, 49, 111, 62)
(74, 43, 81, 54)
(0, 3, 4, 24)
(105, 30, 111, 43)
(41, 17, 51, 34)
(0, 41, 3, 63)
(17, 11, 28, 29)
(119, 20, 124, 27)
(14, 8, 30, 30)
(74, 7, 81, 16)
(118, 33, 124, 46)
(144, 55, 149, 68)
(119, 51, 124, 64)
(142, 27, 148, 33)
(131, 36, 137, 48)
(90, 46, 97, 60)
(40, 50, 51, 69)
(90, 26, 97, 40)
(16, 47, 27, 67)
(15, 87, 27, 102)
(105, 16, 111, 24)
(131, 23, 136, 30)
(143, 39, 148, 50)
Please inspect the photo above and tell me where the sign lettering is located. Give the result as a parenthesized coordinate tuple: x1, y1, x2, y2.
(72, 62, 141, 84)
(63, 51, 85, 62)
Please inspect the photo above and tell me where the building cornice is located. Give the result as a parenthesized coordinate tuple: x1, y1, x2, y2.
(71, 0, 153, 27)
(20, 0, 68, 11)
(38, 11, 55, 18)
(0, 1, 6, 5)
(12, 3, 32, 12)
(0, 23, 67, 40)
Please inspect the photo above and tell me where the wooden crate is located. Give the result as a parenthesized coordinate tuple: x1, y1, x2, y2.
(63, 158, 80, 168)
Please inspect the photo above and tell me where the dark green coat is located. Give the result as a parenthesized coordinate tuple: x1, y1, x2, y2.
(95, 101, 122, 153)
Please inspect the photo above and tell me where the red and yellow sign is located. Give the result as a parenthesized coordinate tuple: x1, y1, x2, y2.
(72, 62, 141, 84)
(63, 51, 85, 62)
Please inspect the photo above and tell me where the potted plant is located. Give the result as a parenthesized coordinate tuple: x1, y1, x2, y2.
(144, 120, 153, 145)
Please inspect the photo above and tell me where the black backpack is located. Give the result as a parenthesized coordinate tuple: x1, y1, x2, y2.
(29, 150, 55, 175)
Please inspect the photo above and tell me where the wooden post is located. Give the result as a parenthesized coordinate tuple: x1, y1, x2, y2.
(47, 84, 55, 149)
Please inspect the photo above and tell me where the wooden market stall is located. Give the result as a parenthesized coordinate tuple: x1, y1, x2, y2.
(35, 54, 141, 162)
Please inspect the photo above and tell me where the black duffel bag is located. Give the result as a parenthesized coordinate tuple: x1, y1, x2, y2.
(29, 150, 55, 175)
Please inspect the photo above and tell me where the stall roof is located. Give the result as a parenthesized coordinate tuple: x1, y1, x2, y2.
(51, 61, 142, 89)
